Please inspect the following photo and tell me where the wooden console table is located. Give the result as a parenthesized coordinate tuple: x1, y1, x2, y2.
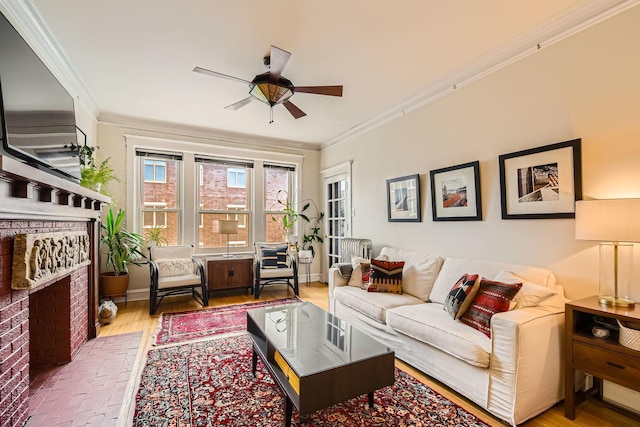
(207, 256, 253, 294)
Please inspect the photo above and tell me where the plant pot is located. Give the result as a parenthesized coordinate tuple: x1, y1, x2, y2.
(100, 272, 130, 298)
(298, 250, 313, 261)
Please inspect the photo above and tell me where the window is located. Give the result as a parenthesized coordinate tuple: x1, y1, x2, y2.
(227, 167, 246, 188)
(144, 159, 167, 183)
(143, 202, 167, 228)
(128, 135, 302, 256)
(264, 164, 296, 243)
(196, 158, 253, 250)
(137, 151, 182, 245)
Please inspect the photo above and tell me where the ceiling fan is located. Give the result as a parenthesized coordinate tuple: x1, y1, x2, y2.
(193, 45, 343, 122)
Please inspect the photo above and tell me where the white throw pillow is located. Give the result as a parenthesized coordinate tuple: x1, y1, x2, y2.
(348, 256, 371, 288)
(156, 258, 193, 277)
(378, 247, 442, 301)
(493, 270, 556, 309)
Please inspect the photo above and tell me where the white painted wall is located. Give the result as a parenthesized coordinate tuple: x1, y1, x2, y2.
(322, 4, 640, 303)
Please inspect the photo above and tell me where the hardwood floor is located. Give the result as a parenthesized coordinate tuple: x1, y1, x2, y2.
(101, 282, 638, 427)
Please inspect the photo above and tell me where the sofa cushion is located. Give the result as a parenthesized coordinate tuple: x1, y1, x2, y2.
(368, 259, 404, 294)
(429, 257, 555, 305)
(443, 273, 480, 319)
(348, 256, 371, 288)
(387, 303, 491, 368)
(460, 279, 522, 337)
(333, 286, 424, 323)
(378, 247, 443, 301)
(493, 270, 556, 309)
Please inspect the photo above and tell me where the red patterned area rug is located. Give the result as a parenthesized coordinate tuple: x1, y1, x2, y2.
(134, 334, 491, 427)
(153, 297, 301, 345)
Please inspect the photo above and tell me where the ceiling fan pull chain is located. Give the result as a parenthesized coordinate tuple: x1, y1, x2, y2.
(270, 107, 274, 124)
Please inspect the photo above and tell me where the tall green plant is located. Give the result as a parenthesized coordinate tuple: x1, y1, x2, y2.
(101, 209, 146, 275)
(271, 190, 298, 236)
(299, 200, 324, 257)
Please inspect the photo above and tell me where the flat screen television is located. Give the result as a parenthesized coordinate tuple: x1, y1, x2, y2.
(0, 11, 80, 182)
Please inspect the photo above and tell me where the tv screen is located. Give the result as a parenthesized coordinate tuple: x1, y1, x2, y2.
(0, 12, 80, 182)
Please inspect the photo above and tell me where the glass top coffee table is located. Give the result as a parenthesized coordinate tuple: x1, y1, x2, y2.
(247, 301, 394, 427)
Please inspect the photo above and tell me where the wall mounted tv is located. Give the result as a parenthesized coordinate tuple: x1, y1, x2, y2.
(0, 12, 80, 182)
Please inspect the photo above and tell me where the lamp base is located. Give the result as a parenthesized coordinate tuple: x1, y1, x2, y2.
(599, 295, 635, 307)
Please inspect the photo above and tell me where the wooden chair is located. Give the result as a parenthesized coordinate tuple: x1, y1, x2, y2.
(148, 245, 208, 314)
(253, 242, 298, 299)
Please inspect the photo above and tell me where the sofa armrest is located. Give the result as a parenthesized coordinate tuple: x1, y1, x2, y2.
(328, 263, 351, 313)
(488, 307, 565, 425)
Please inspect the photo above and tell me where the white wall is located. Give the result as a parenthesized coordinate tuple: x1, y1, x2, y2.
(322, 4, 640, 302)
(95, 122, 322, 297)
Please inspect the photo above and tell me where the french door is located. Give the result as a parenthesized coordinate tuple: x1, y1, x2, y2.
(322, 162, 352, 282)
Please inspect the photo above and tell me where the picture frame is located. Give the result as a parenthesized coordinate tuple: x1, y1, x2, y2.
(429, 161, 482, 221)
(499, 138, 582, 219)
(386, 174, 421, 222)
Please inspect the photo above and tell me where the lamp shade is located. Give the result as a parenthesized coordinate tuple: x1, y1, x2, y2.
(217, 220, 238, 235)
(575, 199, 640, 243)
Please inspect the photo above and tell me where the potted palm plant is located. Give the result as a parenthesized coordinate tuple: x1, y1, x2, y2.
(144, 225, 168, 247)
(100, 209, 146, 299)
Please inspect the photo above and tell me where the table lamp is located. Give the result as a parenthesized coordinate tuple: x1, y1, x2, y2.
(575, 199, 640, 307)
(216, 220, 238, 258)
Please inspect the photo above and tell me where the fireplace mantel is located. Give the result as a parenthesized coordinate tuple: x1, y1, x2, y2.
(0, 155, 110, 220)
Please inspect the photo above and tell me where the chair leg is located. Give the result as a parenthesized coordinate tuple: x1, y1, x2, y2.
(149, 288, 157, 315)
(254, 277, 261, 299)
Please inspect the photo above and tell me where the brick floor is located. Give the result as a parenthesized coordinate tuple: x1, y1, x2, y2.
(27, 332, 143, 427)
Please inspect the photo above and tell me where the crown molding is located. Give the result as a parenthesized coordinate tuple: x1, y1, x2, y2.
(0, 0, 100, 118)
(100, 112, 319, 152)
(322, 0, 640, 149)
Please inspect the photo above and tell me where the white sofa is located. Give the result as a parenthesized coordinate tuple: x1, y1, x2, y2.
(328, 246, 567, 426)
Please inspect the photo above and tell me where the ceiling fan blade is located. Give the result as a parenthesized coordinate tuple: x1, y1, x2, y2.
(283, 100, 307, 119)
(193, 66, 251, 85)
(293, 85, 343, 97)
(268, 45, 291, 83)
(225, 96, 254, 110)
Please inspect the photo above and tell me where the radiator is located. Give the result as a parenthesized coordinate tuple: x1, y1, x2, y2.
(339, 238, 373, 263)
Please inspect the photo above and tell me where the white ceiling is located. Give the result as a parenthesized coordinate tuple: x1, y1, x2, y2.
(2, 1, 635, 148)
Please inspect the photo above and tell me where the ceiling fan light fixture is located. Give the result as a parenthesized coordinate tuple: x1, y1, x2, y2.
(249, 73, 294, 106)
(249, 82, 293, 106)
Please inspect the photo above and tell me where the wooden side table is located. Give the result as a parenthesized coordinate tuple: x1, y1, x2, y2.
(564, 296, 640, 420)
(207, 256, 253, 294)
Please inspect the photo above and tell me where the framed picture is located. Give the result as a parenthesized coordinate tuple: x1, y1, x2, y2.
(429, 161, 482, 221)
(386, 174, 421, 222)
(499, 138, 582, 219)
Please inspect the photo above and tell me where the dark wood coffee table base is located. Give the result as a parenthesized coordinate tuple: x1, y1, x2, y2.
(251, 345, 377, 427)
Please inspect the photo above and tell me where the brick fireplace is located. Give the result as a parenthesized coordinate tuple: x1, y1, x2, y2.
(0, 156, 108, 427)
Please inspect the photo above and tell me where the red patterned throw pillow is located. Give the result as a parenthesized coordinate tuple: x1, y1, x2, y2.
(460, 278, 522, 338)
(443, 274, 480, 320)
(367, 259, 405, 294)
